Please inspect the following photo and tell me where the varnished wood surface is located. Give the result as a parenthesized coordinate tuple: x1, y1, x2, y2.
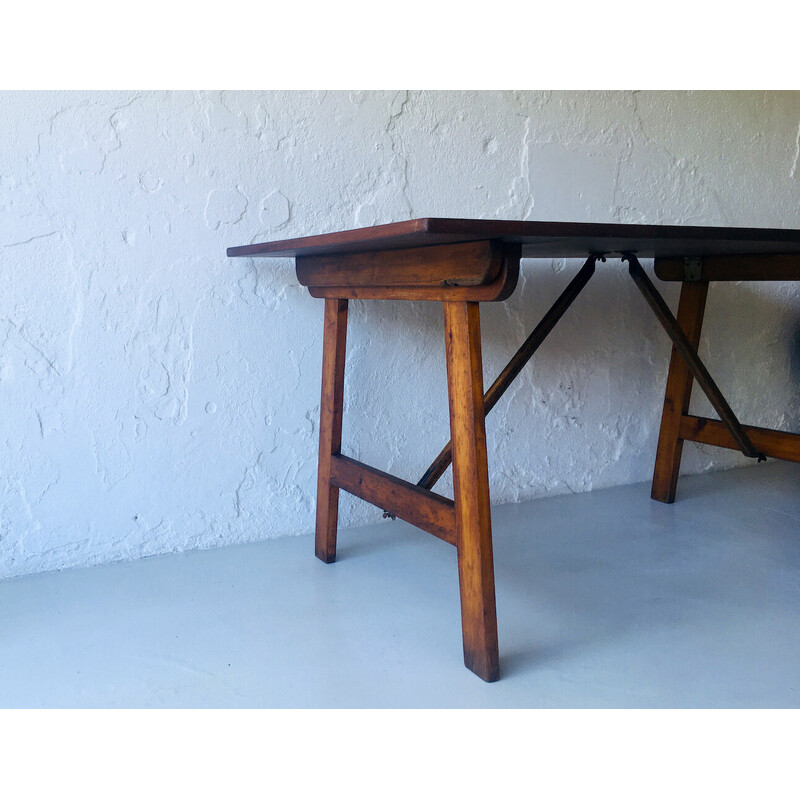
(650, 282, 709, 503)
(227, 217, 800, 260)
(314, 298, 348, 564)
(305, 242, 520, 302)
(628, 258, 759, 459)
(227, 217, 800, 683)
(330, 454, 456, 545)
(418, 256, 597, 491)
(655, 253, 800, 281)
(444, 301, 499, 682)
(297, 240, 502, 288)
(679, 415, 800, 463)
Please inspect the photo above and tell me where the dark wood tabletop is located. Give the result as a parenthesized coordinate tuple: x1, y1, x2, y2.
(227, 218, 800, 259)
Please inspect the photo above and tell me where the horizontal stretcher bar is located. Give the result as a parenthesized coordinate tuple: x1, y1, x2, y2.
(679, 415, 800, 463)
(300, 241, 521, 303)
(329, 454, 456, 545)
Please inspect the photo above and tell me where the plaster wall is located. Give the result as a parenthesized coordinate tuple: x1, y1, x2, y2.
(1, 90, 799, 579)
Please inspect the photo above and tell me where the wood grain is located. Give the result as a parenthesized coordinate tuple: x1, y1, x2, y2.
(655, 253, 800, 282)
(305, 243, 520, 303)
(650, 281, 709, 503)
(444, 301, 499, 682)
(679, 415, 800, 463)
(297, 240, 502, 288)
(315, 298, 348, 563)
(227, 217, 800, 260)
(330, 454, 456, 545)
(628, 257, 760, 460)
(418, 256, 597, 491)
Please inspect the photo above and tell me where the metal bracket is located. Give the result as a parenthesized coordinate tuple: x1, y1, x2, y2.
(684, 257, 703, 282)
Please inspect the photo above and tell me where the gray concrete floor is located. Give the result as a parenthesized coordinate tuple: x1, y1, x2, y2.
(1, 462, 798, 708)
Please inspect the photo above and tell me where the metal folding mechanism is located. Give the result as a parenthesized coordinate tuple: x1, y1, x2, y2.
(623, 253, 765, 462)
(405, 251, 764, 503)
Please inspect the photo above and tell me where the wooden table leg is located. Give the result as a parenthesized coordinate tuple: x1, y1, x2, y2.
(315, 297, 348, 563)
(651, 281, 709, 503)
(443, 301, 500, 682)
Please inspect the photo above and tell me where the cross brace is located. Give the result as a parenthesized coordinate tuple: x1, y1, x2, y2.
(415, 253, 765, 493)
(623, 253, 764, 462)
(416, 254, 598, 491)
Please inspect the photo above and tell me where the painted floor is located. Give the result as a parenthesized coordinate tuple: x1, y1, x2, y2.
(1, 462, 798, 708)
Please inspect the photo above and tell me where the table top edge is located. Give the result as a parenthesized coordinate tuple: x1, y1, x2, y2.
(226, 217, 800, 259)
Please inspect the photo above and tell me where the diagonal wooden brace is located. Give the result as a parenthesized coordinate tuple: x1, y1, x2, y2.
(624, 253, 765, 461)
(416, 255, 598, 492)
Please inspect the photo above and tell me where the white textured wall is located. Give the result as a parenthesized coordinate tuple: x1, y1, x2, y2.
(1, 90, 799, 580)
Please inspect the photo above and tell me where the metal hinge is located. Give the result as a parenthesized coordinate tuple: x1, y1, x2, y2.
(684, 257, 703, 282)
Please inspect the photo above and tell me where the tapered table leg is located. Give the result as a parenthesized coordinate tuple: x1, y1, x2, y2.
(651, 281, 709, 502)
(443, 301, 499, 682)
(315, 298, 348, 563)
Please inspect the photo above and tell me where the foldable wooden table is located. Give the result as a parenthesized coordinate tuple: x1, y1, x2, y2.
(228, 219, 800, 681)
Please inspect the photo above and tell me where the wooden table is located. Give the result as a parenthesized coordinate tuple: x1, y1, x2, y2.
(228, 218, 800, 681)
